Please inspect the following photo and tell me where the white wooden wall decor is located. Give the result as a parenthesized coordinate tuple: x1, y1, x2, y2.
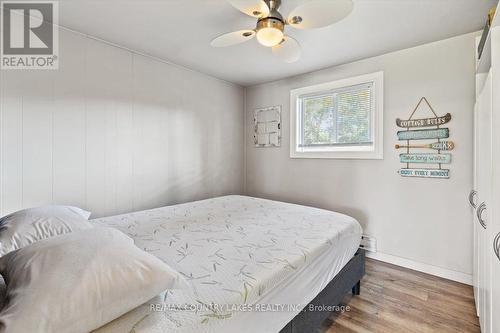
(254, 106, 281, 147)
(395, 97, 453, 179)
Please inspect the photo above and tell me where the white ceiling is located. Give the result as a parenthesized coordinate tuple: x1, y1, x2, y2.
(59, 0, 497, 86)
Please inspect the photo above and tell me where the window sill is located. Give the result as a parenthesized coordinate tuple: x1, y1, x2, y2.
(290, 149, 383, 160)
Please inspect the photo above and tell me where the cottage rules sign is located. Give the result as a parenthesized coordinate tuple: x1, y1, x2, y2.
(395, 97, 452, 179)
(1, 1, 59, 69)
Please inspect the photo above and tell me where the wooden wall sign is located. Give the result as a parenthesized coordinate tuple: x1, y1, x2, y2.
(399, 153, 451, 164)
(395, 97, 453, 179)
(397, 128, 449, 141)
(395, 141, 454, 151)
(398, 168, 450, 179)
(396, 113, 451, 128)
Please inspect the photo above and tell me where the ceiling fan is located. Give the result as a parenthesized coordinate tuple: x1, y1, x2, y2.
(210, 0, 353, 63)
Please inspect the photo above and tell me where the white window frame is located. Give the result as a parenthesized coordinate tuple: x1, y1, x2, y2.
(290, 71, 384, 159)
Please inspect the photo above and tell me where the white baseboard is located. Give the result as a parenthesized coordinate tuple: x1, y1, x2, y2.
(365, 251, 472, 286)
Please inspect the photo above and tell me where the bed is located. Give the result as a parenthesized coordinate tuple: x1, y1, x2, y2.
(89, 195, 363, 333)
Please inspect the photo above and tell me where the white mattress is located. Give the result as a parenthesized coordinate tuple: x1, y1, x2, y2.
(90, 195, 362, 333)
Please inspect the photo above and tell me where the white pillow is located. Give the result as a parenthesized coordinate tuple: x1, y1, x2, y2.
(0, 205, 92, 256)
(0, 227, 186, 333)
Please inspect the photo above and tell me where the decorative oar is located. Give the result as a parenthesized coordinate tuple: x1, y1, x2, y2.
(395, 141, 454, 151)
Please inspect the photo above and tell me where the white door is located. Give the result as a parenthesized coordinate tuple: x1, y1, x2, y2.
(489, 30, 500, 333)
(490, 103, 500, 333)
(472, 102, 480, 314)
(477, 71, 492, 333)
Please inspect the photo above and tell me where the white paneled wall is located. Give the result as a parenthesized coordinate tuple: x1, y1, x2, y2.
(0, 29, 244, 218)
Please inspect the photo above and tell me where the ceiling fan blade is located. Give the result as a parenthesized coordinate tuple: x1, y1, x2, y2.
(272, 36, 301, 63)
(211, 30, 256, 47)
(227, 0, 270, 18)
(287, 0, 353, 29)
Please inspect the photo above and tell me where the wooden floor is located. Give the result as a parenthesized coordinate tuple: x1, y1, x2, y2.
(323, 258, 480, 333)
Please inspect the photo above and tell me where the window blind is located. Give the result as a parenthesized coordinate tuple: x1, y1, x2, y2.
(299, 82, 373, 147)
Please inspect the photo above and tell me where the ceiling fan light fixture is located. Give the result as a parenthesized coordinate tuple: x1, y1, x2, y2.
(256, 18, 284, 47)
(217, 0, 353, 62)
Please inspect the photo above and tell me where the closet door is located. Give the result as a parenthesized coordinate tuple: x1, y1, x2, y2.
(491, 188, 500, 331)
(490, 31, 500, 333)
(472, 102, 480, 314)
(477, 71, 492, 333)
(491, 90, 500, 333)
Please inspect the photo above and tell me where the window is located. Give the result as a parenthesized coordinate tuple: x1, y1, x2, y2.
(290, 72, 383, 159)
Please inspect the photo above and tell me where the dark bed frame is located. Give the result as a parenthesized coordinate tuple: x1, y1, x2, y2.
(279, 249, 366, 333)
